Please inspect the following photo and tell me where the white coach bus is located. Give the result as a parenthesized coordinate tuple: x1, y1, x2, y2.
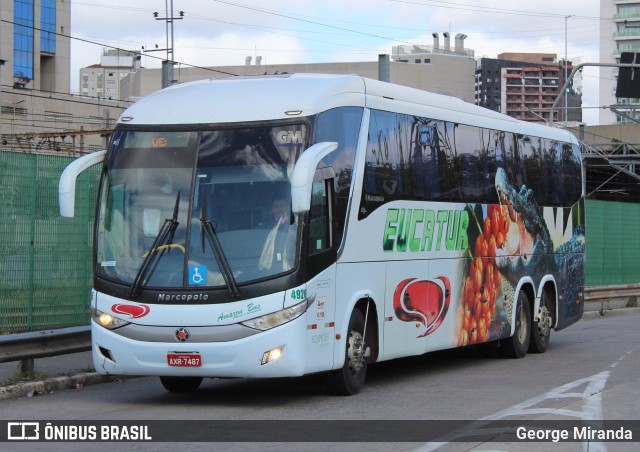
(59, 74, 585, 395)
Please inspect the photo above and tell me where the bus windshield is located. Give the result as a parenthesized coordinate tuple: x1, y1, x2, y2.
(96, 124, 307, 291)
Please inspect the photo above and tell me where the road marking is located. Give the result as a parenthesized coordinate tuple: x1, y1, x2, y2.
(417, 371, 610, 452)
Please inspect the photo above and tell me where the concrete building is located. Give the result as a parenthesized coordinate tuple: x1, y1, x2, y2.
(599, 0, 640, 124)
(1, 1, 127, 155)
(79, 49, 141, 100)
(475, 55, 581, 123)
(120, 57, 476, 104)
(496, 53, 557, 65)
(120, 37, 477, 103)
(392, 32, 474, 61)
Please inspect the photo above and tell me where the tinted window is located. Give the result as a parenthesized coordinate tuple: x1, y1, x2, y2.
(562, 143, 583, 205)
(313, 107, 363, 248)
(361, 110, 412, 218)
(358, 109, 581, 218)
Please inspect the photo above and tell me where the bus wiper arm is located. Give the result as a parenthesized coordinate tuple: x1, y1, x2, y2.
(129, 192, 180, 297)
(200, 197, 241, 298)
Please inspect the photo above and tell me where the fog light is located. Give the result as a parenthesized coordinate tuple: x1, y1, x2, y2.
(261, 347, 283, 365)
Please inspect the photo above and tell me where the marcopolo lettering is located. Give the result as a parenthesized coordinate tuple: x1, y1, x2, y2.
(157, 293, 209, 302)
(383, 208, 469, 252)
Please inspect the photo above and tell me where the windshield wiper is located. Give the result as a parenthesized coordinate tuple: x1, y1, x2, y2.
(129, 192, 180, 297)
(200, 196, 241, 298)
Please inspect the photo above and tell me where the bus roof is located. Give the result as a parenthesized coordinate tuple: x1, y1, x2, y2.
(118, 73, 576, 143)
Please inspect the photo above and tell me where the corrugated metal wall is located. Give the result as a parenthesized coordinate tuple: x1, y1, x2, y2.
(0, 152, 99, 333)
(585, 199, 640, 286)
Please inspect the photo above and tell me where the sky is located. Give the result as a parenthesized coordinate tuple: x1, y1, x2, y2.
(69, 0, 603, 123)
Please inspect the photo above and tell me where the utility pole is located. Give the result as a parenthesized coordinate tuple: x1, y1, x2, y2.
(564, 15, 574, 124)
(144, 0, 184, 89)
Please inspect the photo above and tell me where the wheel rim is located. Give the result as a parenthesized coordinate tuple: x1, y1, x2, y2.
(516, 302, 527, 344)
(347, 330, 366, 374)
(537, 303, 551, 338)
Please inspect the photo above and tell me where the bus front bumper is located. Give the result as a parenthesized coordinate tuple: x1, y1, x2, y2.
(90, 316, 308, 378)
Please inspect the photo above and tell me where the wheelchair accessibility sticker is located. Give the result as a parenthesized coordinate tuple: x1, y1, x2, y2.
(189, 266, 207, 286)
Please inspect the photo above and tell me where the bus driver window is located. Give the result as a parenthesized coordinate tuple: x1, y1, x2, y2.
(259, 196, 295, 271)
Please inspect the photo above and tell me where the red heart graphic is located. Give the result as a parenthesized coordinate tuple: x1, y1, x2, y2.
(393, 276, 451, 337)
(112, 303, 151, 319)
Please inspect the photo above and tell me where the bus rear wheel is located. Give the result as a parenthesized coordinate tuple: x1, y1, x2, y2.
(499, 291, 531, 359)
(160, 376, 203, 393)
(529, 289, 552, 353)
(327, 308, 369, 395)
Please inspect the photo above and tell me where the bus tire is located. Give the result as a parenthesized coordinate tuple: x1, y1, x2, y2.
(499, 291, 531, 359)
(529, 289, 552, 353)
(159, 376, 203, 393)
(327, 309, 368, 396)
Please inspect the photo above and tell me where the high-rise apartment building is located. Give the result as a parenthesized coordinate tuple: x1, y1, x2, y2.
(475, 54, 581, 123)
(599, 0, 640, 124)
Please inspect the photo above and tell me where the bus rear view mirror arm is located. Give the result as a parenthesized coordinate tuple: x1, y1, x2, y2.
(59, 150, 106, 218)
(290, 142, 338, 213)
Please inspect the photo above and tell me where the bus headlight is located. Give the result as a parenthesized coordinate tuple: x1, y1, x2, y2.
(91, 308, 130, 330)
(242, 299, 309, 331)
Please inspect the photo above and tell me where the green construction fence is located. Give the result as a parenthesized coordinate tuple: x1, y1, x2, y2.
(584, 199, 640, 287)
(0, 151, 99, 334)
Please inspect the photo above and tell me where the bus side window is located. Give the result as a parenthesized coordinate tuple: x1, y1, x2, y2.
(308, 177, 333, 256)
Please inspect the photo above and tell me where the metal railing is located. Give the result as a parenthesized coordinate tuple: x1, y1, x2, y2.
(0, 326, 90, 364)
(584, 284, 640, 301)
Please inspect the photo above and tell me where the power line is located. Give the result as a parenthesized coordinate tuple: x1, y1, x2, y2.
(0, 18, 239, 77)
(1, 84, 132, 107)
(387, 0, 601, 20)
(208, 0, 423, 47)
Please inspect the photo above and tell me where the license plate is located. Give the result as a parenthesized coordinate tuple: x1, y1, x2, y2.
(167, 353, 202, 367)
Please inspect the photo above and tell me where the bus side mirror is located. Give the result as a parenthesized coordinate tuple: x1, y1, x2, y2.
(290, 142, 337, 213)
(59, 150, 106, 217)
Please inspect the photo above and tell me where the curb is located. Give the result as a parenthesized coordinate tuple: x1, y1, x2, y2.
(582, 307, 640, 320)
(0, 372, 116, 401)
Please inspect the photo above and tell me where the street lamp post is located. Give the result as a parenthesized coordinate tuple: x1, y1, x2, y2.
(1, 99, 26, 148)
(0, 58, 5, 146)
(11, 99, 25, 136)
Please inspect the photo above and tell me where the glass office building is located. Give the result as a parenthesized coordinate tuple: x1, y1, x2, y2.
(11, 0, 56, 81)
(13, 0, 35, 80)
(40, 0, 56, 54)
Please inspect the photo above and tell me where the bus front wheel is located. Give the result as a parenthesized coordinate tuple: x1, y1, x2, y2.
(499, 291, 531, 359)
(327, 308, 369, 395)
(160, 376, 203, 393)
